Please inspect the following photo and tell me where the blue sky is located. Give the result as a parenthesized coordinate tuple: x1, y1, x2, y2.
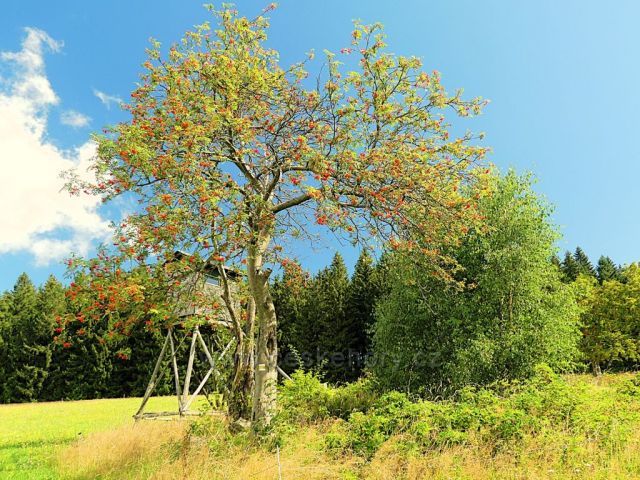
(1, 0, 639, 291)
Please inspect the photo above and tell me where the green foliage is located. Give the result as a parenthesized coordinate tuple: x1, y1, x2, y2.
(320, 366, 640, 460)
(274, 250, 386, 383)
(579, 264, 640, 372)
(372, 172, 582, 395)
(617, 373, 640, 397)
(277, 370, 376, 424)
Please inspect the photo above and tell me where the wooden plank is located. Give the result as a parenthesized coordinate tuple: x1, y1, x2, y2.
(182, 367, 214, 411)
(182, 328, 198, 406)
(196, 329, 216, 368)
(135, 410, 201, 419)
(135, 331, 171, 418)
(214, 339, 234, 366)
(135, 410, 225, 420)
(277, 365, 292, 381)
(168, 328, 183, 412)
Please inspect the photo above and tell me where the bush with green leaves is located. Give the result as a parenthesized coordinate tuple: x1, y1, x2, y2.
(372, 171, 582, 395)
(320, 365, 639, 459)
(276, 370, 377, 425)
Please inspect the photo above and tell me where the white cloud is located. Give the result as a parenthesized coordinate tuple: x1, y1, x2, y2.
(0, 28, 110, 265)
(93, 89, 122, 109)
(60, 109, 91, 128)
(1, 28, 62, 106)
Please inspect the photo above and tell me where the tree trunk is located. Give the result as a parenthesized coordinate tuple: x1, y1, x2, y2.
(228, 299, 255, 420)
(248, 249, 278, 427)
(216, 258, 255, 420)
(592, 361, 602, 377)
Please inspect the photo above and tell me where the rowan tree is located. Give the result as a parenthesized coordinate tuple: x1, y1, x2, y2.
(63, 4, 488, 424)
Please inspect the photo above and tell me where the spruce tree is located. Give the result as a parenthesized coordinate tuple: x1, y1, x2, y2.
(46, 332, 113, 400)
(596, 256, 622, 284)
(344, 250, 378, 380)
(0, 291, 12, 401)
(314, 253, 351, 382)
(4, 273, 49, 402)
(36, 276, 67, 400)
(574, 247, 596, 278)
(560, 251, 580, 282)
(291, 272, 317, 370)
(272, 263, 310, 373)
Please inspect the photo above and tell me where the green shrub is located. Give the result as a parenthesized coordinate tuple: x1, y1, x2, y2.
(617, 373, 640, 397)
(277, 370, 333, 423)
(276, 366, 640, 462)
(277, 370, 376, 424)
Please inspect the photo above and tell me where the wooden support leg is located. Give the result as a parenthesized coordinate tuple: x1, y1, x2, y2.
(277, 365, 292, 381)
(216, 338, 235, 363)
(181, 328, 198, 409)
(196, 328, 216, 368)
(183, 367, 215, 412)
(135, 331, 171, 419)
(168, 328, 183, 414)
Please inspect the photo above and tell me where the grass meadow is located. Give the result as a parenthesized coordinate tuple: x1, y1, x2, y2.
(0, 396, 180, 479)
(3, 374, 640, 479)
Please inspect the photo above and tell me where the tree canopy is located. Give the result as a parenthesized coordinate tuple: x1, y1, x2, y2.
(372, 172, 581, 395)
(63, 4, 488, 423)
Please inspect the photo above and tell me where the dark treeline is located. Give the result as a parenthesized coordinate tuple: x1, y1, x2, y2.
(272, 250, 388, 383)
(555, 247, 625, 284)
(0, 274, 177, 403)
(0, 242, 637, 402)
(0, 251, 385, 403)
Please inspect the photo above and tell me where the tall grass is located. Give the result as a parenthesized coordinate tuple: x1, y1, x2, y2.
(54, 371, 640, 479)
(0, 396, 179, 479)
(58, 418, 640, 479)
(4, 374, 640, 479)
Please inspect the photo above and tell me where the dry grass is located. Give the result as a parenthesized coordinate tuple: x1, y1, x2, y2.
(59, 418, 361, 480)
(58, 418, 640, 480)
(58, 421, 187, 479)
(359, 429, 640, 480)
(54, 373, 640, 479)
(152, 428, 360, 480)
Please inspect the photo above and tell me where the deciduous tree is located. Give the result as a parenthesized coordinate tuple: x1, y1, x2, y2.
(373, 172, 581, 395)
(64, 5, 488, 424)
(579, 264, 640, 374)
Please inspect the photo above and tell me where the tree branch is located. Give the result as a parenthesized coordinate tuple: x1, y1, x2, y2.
(271, 193, 313, 214)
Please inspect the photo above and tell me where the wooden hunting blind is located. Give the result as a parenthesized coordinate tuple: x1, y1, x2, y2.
(134, 251, 241, 420)
(172, 249, 242, 319)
